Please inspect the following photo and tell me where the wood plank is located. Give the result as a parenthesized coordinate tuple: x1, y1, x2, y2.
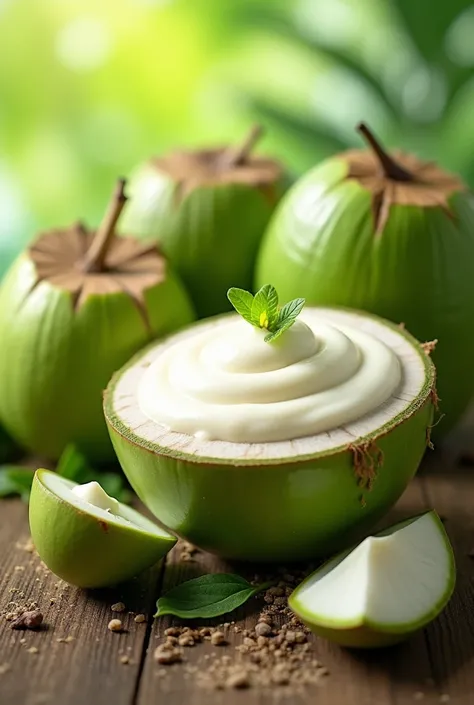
(419, 443, 474, 705)
(136, 475, 437, 705)
(0, 499, 162, 705)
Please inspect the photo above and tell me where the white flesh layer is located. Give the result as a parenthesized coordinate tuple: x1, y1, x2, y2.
(293, 513, 452, 628)
(111, 308, 428, 462)
(41, 471, 173, 539)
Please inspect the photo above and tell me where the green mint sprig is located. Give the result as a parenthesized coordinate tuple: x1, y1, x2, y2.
(154, 573, 273, 619)
(227, 284, 305, 343)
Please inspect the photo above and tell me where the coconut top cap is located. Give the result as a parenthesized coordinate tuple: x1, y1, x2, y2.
(344, 123, 466, 234)
(150, 125, 283, 199)
(29, 179, 165, 316)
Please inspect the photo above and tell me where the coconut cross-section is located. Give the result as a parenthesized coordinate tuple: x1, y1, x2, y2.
(29, 469, 176, 588)
(289, 511, 455, 648)
(104, 307, 435, 562)
(120, 126, 284, 317)
(0, 180, 194, 461)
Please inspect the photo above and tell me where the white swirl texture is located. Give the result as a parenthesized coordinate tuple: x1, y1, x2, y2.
(138, 317, 402, 444)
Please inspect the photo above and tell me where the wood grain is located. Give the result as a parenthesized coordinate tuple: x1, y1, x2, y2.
(0, 499, 163, 705)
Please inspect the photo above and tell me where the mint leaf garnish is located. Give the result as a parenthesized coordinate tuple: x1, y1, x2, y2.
(154, 573, 273, 619)
(227, 284, 305, 344)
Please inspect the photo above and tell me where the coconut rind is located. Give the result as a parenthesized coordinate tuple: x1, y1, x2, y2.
(29, 470, 176, 588)
(288, 512, 455, 647)
(104, 309, 434, 561)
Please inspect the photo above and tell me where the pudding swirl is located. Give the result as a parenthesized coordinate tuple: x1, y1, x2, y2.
(138, 316, 401, 443)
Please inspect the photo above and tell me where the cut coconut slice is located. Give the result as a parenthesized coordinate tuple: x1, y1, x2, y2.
(104, 307, 436, 562)
(289, 511, 455, 648)
(29, 470, 176, 588)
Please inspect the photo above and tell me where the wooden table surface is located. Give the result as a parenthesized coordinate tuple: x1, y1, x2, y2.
(1, 419, 474, 705)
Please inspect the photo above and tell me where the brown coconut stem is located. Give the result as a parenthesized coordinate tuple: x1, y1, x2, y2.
(357, 123, 414, 182)
(222, 124, 264, 168)
(83, 179, 128, 272)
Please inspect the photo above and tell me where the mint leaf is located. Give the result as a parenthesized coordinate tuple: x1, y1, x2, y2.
(227, 288, 255, 325)
(154, 573, 273, 619)
(265, 297, 306, 343)
(0, 467, 35, 502)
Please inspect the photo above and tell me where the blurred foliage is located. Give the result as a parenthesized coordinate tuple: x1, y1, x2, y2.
(0, 0, 473, 276)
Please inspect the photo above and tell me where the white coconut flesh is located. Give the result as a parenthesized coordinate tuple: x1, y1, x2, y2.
(40, 471, 173, 539)
(109, 308, 432, 463)
(290, 512, 454, 631)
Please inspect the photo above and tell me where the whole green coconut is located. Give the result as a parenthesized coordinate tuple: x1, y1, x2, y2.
(0, 180, 194, 461)
(120, 126, 284, 318)
(256, 123, 474, 435)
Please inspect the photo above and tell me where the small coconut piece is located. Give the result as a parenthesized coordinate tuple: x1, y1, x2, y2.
(29, 469, 176, 588)
(289, 511, 455, 648)
(120, 126, 284, 318)
(0, 179, 194, 461)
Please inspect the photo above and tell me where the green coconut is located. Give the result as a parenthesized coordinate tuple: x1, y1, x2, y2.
(119, 126, 284, 318)
(0, 180, 194, 462)
(29, 469, 176, 588)
(256, 123, 474, 435)
(104, 307, 435, 562)
(289, 511, 455, 648)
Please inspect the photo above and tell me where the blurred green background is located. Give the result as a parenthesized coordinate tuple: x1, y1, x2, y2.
(1, 0, 473, 275)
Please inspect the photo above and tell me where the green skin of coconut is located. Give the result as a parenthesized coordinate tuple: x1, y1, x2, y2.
(0, 254, 194, 462)
(120, 162, 283, 318)
(29, 470, 176, 588)
(255, 157, 474, 435)
(104, 314, 435, 562)
(288, 512, 456, 648)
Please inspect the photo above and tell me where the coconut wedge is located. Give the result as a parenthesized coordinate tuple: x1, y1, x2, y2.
(104, 308, 435, 562)
(29, 470, 176, 588)
(289, 511, 455, 648)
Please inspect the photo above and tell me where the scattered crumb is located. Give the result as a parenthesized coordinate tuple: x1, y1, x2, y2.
(134, 614, 146, 624)
(226, 671, 250, 689)
(255, 622, 271, 637)
(108, 619, 123, 633)
(10, 610, 43, 631)
(14, 566, 25, 572)
(179, 541, 199, 562)
(16, 538, 35, 553)
(179, 634, 195, 647)
(120, 655, 130, 665)
(19, 638, 26, 645)
(27, 647, 39, 655)
(0, 663, 10, 675)
(154, 644, 182, 665)
(111, 602, 126, 613)
(211, 631, 226, 646)
(56, 636, 74, 644)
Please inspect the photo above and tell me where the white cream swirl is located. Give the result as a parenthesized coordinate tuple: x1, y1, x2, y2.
(138, 316, 402, 443)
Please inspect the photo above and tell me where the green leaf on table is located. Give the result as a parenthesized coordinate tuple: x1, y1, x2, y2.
(154, 573, 273, 619)
(0, 466, 35, 502)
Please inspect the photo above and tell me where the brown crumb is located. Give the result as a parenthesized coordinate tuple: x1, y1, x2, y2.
(56, 636, 74, 644)
(11, 610, 43, 631)
(27, 647, 39, 655)
(154, 645, 182, 665)
(255, 622, 271, 637)
(108, 619, 123, 632)
(226, 671, 250, 689)
(120, 655, 130, 665)
(111, 602, 126, 613)
(179, 635, 195, 647)
(211, 631, 226, 646)
(165, 627, 180, 637)
(134, 614, 146, 624)
(179, 541, 200, 562)
(0, 663, 10, 675)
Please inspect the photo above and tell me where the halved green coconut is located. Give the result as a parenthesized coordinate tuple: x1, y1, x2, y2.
(104, 307, 435, 562)
(29, 469, 176, 588)
(289, 511, 455, 648)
